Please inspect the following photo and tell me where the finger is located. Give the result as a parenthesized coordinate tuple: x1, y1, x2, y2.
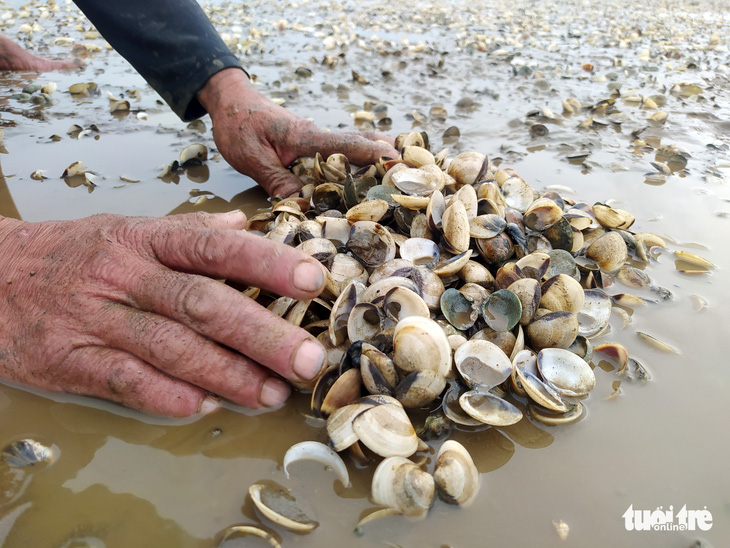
(97, 304, 292, 409)
(296, 128, 399, 166)
(251, 147, 305, 197)
(148, 225, 326, 298)
(124, 262, 326, 383)
(156, 209, 248, 230)
(59, 345, 210, 416)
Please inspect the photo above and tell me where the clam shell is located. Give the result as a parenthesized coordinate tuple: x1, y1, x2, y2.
(283, 441, 350, 487)
(353, 403, 419, 457)
(249, 482, 318, 533)
(482, 289, 522, 332)
(454, 340, 512, 389)
(539, 274, 585, 314)
(537, 348, 596, 397)
(371, 456, 435, 517)
(446, 151, 488, 187)
(442, 200, 471, 254)
(395, 369, 447, 408)
(526, 311, 579, 351)
(578, 289, 612, 338)
(433, 440, 480, 507)
(523, 197, 563, 231)
(507, 277, 541, 326)
(585, 231, 628, 272)
(458, 390, 523, 426)
(393, 316, 452, 377)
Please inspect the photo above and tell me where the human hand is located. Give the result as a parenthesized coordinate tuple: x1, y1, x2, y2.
(0, 211, 327, 416)
(198, 68, 399, 197)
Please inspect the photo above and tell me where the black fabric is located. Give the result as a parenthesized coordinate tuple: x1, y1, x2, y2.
(73, 0, 244, 121)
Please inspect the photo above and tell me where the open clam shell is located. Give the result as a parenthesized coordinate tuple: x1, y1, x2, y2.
(482, 289, 522, 332)
(454, 340, 512, 389)
(458, 390, 523, 426)
(283, 441, 350, 487)
(249, 482, 319, 533)
(578, 289, 612, 338)
(537, 348, 596, 397)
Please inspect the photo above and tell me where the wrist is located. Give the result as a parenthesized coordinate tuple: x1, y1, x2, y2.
(197, 67, 254, 119)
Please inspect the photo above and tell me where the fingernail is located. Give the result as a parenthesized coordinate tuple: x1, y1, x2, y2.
(198, 396, 220, 415)
(259, 378, 291, 407)
(292, 338, 326, 381)
(292, 260, 325, 293)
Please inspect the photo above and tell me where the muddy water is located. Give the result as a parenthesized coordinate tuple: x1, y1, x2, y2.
(1, 0, 729, 546)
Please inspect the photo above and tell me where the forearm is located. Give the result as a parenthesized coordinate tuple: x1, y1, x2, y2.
(73, 0, 244, 121)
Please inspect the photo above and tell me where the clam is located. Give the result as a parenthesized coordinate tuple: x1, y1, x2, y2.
(391, 164, 445, 196)
(217, 525, 281, 548)
(482, 289, 522, 332)
(320, 217, 351, 245)
(539, 274, 585, 314)
(395, 369, 448, 408)
(399, 237, 439, 267)
(345, 199, 389, 223)
(526, 311, 579, 351)
(507, 277, 541, 325)
(353, 403, 419, 457)
(475, 232, 514, 265)
(371, 457, 435, 518)
(249, 482, 318, 533)
(585, 231, 628, 272)
(454, 340, 512, 389)
(441, 200, 471, 254)
(347, 221, 396, 268)
(514, 367, 568, 413)
(446, 151, 488, 187)
(329, 281, 362, 346)
(501, 177, 535, 213)
(537, 348, 596, 397)
(1, 438, 56, 467)
(523, 198, 563, 231)
(433, 250, 473, 277)
(383, 286, 430, 322)
(592, 203, 635, 230)
(360, 343, 400, 395)
(458, 390, 523, 426)
(469, 214, 507, 239)
(433, 440, 480, 507)
(577, 289, 612, 338)
(440, 288, 479, 330)
(347, 302, 384, 342)
(392, 316, 452, 377)
(326, 402, 376, 451)
(283, 441, 350, 487)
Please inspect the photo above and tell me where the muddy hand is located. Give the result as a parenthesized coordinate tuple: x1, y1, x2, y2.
(198, 68, 399, 197)
(0, 211, 327, 416)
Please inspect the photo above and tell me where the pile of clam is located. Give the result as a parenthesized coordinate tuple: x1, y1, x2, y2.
(243, 131, 666, 527)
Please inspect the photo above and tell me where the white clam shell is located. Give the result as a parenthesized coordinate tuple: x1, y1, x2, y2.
(454, 340, 512, 389)
(537, 348, 596, 397)
(458, 390, 523, 426)
(433, 440, 480, 507)
(283, 441, 350, 487)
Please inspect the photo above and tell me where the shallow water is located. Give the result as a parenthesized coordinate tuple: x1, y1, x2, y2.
(1, 0, 729, 546)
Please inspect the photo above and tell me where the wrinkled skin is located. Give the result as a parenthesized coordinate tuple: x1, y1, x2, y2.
(0, 67, 398, 417)
(198, 68, 398, 197)
(0, 212, 332, 416)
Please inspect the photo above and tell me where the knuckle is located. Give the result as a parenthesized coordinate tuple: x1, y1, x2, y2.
(141, 317, 197, 366)
(174, 276, 217, 325)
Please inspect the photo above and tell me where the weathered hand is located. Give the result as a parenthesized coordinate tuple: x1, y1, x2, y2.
(198, 68, 399, 197)
(0, 211, 327, 416)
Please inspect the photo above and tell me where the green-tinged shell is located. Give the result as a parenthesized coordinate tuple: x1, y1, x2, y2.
(441, 288, 479, 330)
(482, 289, 522, 332)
